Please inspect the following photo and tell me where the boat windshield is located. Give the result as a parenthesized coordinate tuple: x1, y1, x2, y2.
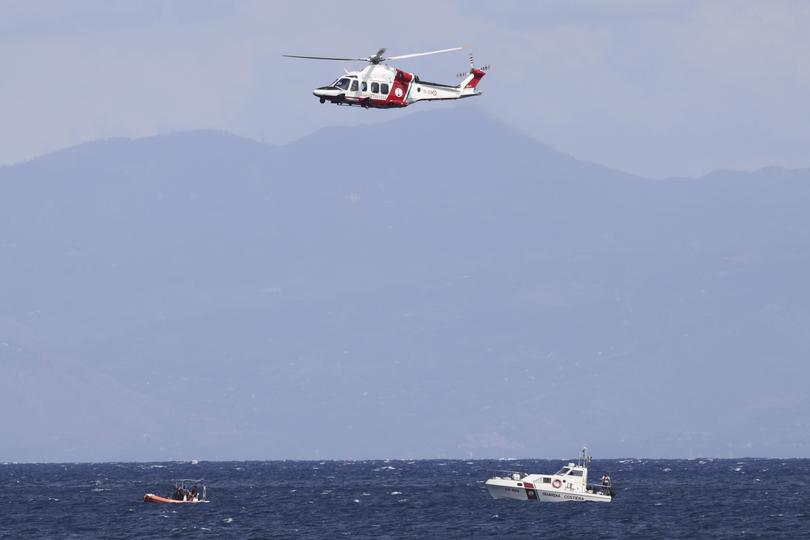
(556, 467, 571, 475)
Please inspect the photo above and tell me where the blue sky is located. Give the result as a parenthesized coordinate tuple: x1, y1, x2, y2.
(1, 0, 809, 178)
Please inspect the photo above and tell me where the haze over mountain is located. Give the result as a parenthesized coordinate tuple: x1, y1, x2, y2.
(2, 108, 809, 462)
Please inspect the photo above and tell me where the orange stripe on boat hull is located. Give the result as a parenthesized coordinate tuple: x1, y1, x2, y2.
(143, 493, 205, 504)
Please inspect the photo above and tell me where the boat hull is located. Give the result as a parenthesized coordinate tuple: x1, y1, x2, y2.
(143, 493, 208, 504)
(485, 479, 611, 503)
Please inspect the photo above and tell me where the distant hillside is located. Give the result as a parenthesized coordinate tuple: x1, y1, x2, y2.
(1, 109, 809, 461)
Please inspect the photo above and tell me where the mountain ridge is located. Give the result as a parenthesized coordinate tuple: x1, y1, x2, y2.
(4, 109, 807, 183)
(1, 107, 809, 461)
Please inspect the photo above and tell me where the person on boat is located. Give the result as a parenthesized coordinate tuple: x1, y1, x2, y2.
(601, 473, 611, 494)
(190, 486, 199, 501)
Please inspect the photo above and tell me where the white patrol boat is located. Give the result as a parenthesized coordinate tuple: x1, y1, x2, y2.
(485, 448, 614, 503)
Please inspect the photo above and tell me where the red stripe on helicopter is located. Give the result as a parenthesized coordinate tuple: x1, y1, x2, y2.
(465, 68, 486, 89)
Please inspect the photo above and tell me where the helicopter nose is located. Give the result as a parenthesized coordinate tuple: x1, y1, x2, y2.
(313, 86, 340, 98)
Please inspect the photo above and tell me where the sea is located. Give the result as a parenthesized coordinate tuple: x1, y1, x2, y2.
(1, 459, 807, 538)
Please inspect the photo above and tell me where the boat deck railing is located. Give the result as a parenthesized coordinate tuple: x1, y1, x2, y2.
(587, 483, 615, 496)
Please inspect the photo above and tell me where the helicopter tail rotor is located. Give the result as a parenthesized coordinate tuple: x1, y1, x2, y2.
(452, 53, 489, 93)
(457, 54, 490, 83)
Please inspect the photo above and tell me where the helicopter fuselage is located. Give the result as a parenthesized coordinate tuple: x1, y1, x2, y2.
(313, 64, 484, 108)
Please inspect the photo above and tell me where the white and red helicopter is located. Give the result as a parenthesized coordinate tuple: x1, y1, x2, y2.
(283, 47, 488, 109)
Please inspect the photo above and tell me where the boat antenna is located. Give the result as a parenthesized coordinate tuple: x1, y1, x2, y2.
(579, 447, 589, 467)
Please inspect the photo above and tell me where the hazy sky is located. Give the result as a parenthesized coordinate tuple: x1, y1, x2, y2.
(2, 0, 809, 178)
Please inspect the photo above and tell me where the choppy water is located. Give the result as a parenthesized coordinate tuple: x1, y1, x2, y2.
(1, 459, 808, 538)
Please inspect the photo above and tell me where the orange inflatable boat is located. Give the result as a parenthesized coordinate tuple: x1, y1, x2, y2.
(143, 493, 207, 504)
(144, 480, 208, 504)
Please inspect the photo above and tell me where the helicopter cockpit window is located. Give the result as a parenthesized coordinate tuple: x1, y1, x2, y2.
(350, 80, 359, 91)
(381, 83, 390, 95)
(334, 78, 351, 90)
(371, 82, 380, 94)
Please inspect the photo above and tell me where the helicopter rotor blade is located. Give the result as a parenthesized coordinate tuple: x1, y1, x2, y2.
(385, 46, 464, 61)
(282, 54, 367, 62)
(284, 46, 464, 65)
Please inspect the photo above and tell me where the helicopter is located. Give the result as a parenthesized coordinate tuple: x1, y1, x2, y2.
(283, 47, 488, 109)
